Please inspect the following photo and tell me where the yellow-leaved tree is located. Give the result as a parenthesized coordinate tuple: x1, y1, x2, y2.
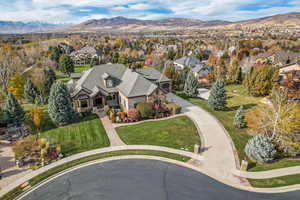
(247, 89, 300, 154)
(8, 73, 26, 101)
(31, 106, 43, 133)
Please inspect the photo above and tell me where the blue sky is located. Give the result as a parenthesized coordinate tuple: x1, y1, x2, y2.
(0, 0, 299, 23)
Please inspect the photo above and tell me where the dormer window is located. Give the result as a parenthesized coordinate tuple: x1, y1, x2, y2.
(102, 72, 113, 88)
(106, 79, 113, 88)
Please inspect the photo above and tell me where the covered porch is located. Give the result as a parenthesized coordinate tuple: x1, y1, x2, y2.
(73, 92, 119, 113)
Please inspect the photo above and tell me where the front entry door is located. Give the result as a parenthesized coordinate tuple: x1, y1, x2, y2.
(94, 97, 103, 108)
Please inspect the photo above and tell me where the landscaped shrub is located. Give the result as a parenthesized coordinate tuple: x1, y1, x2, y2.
(117, 112, 126, 122)
(166, 103, 182, 115)
(107, 109, 117, 122)
(234, 105, 247, 129)
(245, 135, 277, 163)
(153, 103, 170, 118)
(136, 102, 154, 119)
(127, 108, 140, 122)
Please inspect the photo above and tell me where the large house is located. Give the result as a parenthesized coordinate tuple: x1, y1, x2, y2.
(254, 50, 299, 67)
(174, 56, 212, 83)
(276, 62, 300, 99)
(67, 64, 171, 112)
(174, 56, 201, 70)
(70, 46, 102, 65)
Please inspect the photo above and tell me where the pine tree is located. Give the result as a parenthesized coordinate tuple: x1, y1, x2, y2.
(228, 59, 242, 84)
(234, 105, 247, 129)
(59, 55, 74, 76)
(43, 67, 56, 97)
(48, 82, 77, 126)
(208, 79, 227, 110)
(184, 72, 200, 97)
(243, 65, 278, 96)
(24, 79, 39, 104)
(5, 93, 25, 126)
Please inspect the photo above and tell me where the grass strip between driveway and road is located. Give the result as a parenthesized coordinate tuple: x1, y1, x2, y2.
(0, 150, 190, 200)
(248, 174, 300, 188)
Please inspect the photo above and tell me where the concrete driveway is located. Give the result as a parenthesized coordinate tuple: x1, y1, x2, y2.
(166, 93, 246, 186)
(19, 159, 300, 200)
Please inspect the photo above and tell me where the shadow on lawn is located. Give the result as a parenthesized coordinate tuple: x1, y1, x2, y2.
(228, 103, 257, 112)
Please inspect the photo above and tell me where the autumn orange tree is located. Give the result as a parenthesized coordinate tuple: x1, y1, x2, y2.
(8, 73, 26, 101)
(31, 106, 43, 133)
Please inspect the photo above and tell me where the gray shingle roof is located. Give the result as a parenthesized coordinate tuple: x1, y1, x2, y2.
(174, 56, 201, 67)
(71, 64, 164, 98)
(118, 68, 157, 97)
(136, 68, 170, 82)
(191, 63, 212, 76)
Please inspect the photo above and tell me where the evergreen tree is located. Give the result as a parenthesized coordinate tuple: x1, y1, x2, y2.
(59, 55, 74, 76)
(208, 79, 227, 110)
(5, 93, 25, 126)
(234, 105, 247, 129)
(49, 46, 62, 64)
(243, 65, 278, 96)
(24, 79, 39, 103)
(43, 67, 56, 97)
(184, 72, 200, 97)
(228, 59, 242, 84)
(48, 82, 77, 126)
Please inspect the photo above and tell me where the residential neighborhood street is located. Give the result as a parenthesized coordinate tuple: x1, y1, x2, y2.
(19, 159, 300, 200)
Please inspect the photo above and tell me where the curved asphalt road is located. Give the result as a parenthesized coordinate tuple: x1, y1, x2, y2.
(20, 159, 300, 200)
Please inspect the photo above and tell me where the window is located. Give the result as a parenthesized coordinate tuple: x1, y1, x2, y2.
(106, 79, 113, 88)
(106, 94, 115, 101)
(80, 100, 88, 108)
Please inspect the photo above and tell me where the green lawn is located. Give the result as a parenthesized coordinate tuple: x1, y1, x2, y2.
(23, 104, 109, 156)
(248, 158, 300, 172)
(0, 150, 190, 200)
(41, 114, 110, 156)
(56, 64, 90, 82)
(116, 116, 201, 152)
(249, 174, 300, 188)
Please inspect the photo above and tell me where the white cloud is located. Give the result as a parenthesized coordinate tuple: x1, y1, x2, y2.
(0, 0, 299, 23)
(129, 3, 156, 10)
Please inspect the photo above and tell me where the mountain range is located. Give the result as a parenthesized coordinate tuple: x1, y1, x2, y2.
(0, 21, 63, 34)
(0, 12, 299, 34)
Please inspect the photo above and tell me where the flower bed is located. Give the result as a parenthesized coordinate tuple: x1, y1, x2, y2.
(107, 102, 182, 123)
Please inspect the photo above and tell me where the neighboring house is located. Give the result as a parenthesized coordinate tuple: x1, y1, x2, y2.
(190, 63, 212, 84)
(254, 50, 299, 67)
(278, 62, 300, 98)
(70, 46, 101, 65)
(174, 56, 201, 70)
(174, 56, 212, 83)
(67, 64, 171, 112)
